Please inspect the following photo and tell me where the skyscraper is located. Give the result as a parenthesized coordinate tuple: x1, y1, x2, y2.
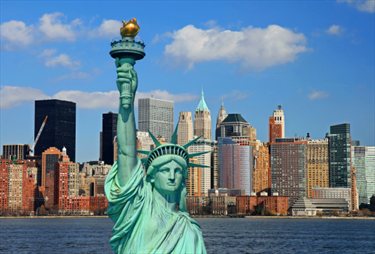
(272, 105, 285, 138)
(329, 123, 351, 188)
(194, 90, 211, 140)
(177, 111, 193, 146)
(41, 147, 62, 187)
(270, 137, 307, 207)
(269, 117, 282, 143)
(101, 111, 118, 165)
(351, 145, 375, 206)
(218, 113, 250, 138)
(215, 102, 227, 140)
(138, 97, 174, 142)
(218, 137, 253, 195)
(306, 137, 329, 198)
(34, 99, 76, 162)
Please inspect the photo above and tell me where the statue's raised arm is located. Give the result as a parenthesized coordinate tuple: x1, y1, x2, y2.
(115, 57, 138, 187)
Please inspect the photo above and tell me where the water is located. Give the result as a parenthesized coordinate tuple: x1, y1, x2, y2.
(0, 217, 374, 253)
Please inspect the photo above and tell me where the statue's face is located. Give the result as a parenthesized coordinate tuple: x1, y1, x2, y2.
(151, 155, 186, 195)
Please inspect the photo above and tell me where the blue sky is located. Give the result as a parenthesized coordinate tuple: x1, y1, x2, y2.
(1, 1, 374, 163)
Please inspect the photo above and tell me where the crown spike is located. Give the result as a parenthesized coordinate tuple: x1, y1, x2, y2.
(188, 150, 212, 158)
(188, 162, 211, 168)
(171, 123, 179, 144)
(148, 129, 161, 147)
(183, 134, 203, 149)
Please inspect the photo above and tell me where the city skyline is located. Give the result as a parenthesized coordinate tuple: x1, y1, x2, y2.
(1, 1, 374, 162)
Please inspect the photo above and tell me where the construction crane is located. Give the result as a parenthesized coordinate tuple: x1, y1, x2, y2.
(30, 116, 48, 156)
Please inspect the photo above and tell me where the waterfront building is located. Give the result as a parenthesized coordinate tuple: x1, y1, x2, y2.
(185, 158, 201, 196)
(2, 144, 29, 160)
(194, 90, 211, 140)
(101, 111, 118, 165)
(236, 195, 289, 215)
(177, 111, 193, 146)
(41, 147, 62, 187)
(306, 136, 329, 198)
(351, 146, 375, 206)
(291, 197, 349, 216)
(329, 123, 351, 188)
(188, 138, 213, 194)
(312, 186, 351, 209)
(253, 143, 269, 195)
(54, 148, 79, 207)
(34, 99, 76, 162)
(138, 97, 174, 142)
(270, 137, 307, 208)
(208, 188, 245, 197)
(215, 102, 228, 140)
(218, 113, 250, 138)
(210, 142, 218, 189)
(45, 171, 55, 208)
(218, 137, 253, 195)
(0, 160, 9, 212)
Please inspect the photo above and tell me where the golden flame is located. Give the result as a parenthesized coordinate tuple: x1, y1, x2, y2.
(120, 18, 140, 37)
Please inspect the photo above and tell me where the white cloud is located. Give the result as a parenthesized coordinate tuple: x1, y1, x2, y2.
(307, 90, 329, 100)
(162, 24, 309, 73)
(0, 21, 35, 50)
(44, 54, 81, 70)
(38, 48, 57, 58)
(51, 68, 102, 82)
(38, 12, 81, 41)
(220, 90, 252, 101)
(1, 86, 198, 109)
(326, 25, 345, 35)
(88, 19, 122, 39)
(0, 86, 48, 109)
(339, 0, 375, 13)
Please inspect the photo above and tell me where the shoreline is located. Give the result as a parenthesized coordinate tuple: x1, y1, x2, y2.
(1, 215, 374, 220)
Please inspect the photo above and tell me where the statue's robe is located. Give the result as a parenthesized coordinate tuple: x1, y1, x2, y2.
(105, 159, 207, 254)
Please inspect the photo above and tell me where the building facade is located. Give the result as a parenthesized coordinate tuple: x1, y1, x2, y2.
(177, 111, 193, 146)
(351, 146, 375, 206)
(253, 144, 269, 194)
(218, 137, 252, 195)
(272, 105, 285, 138)
(211, 142, 218, 189)
(138, 97, 174, 142)
(236, 195, 289, 214)
(270, 137, 307, 208)
(194, 90, 211, 140)
(329, 123, 351, 188)
(188, 139, 213, 194)
(41, 147, 62, 187)
(2, 144, 29, 160)
(269, 117, 282, 143)
(312, 186, 352, 209)
(34, 99, 76, 162)
(185, 158, 201, 196)
(306, 138, 329, 198)
(101, 111, 118, 165)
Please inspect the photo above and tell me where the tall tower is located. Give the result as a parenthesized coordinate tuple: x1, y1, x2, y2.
(215, 102, 227, 140)
(138, 98, 174, 142)
(272, 105, 285, 138)
(101, 111, 118, 165)
(34, 99, 76, 162)
(177, 111, 193, 146)
(329, 123, 351, 188)
(194, 90, 211, 140)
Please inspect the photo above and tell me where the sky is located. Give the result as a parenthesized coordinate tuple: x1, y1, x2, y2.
(1, 0, 374, 163)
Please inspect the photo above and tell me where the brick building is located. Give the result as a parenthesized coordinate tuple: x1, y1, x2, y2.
(236, 195, 289, 214)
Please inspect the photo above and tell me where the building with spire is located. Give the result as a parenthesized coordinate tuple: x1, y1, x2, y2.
(271, 105, 285, 138)
(194, 90, 211, 140)
(216, 102, 228, 140)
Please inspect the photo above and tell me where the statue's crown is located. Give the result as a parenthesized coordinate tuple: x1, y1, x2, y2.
(138, 124, 212, 172)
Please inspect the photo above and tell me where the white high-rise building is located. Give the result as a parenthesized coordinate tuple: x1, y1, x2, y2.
(138, 97, 174, 142)
(177, 111, 193, 146)
(188, 138, 213, 194)
(272, 105, 285, 138)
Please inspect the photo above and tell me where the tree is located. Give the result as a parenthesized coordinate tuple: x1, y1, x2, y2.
(360, 208, 371, 216)
(316, 211, 323, 216)
(331, 210, 339, 216)
(280, 209, 288, 216)
(342, 211, 348, 217)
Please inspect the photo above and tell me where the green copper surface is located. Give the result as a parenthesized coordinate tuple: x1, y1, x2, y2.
(105, 42, 207, 253)
(195, 89, 210, 112)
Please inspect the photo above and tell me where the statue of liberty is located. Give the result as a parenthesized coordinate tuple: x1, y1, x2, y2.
(105, 19, 209, 254)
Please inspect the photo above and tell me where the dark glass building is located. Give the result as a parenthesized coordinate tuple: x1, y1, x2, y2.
(101, 111, 118, 165)
(34, 99, 76, 162)
(329, 123, 351, 188)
